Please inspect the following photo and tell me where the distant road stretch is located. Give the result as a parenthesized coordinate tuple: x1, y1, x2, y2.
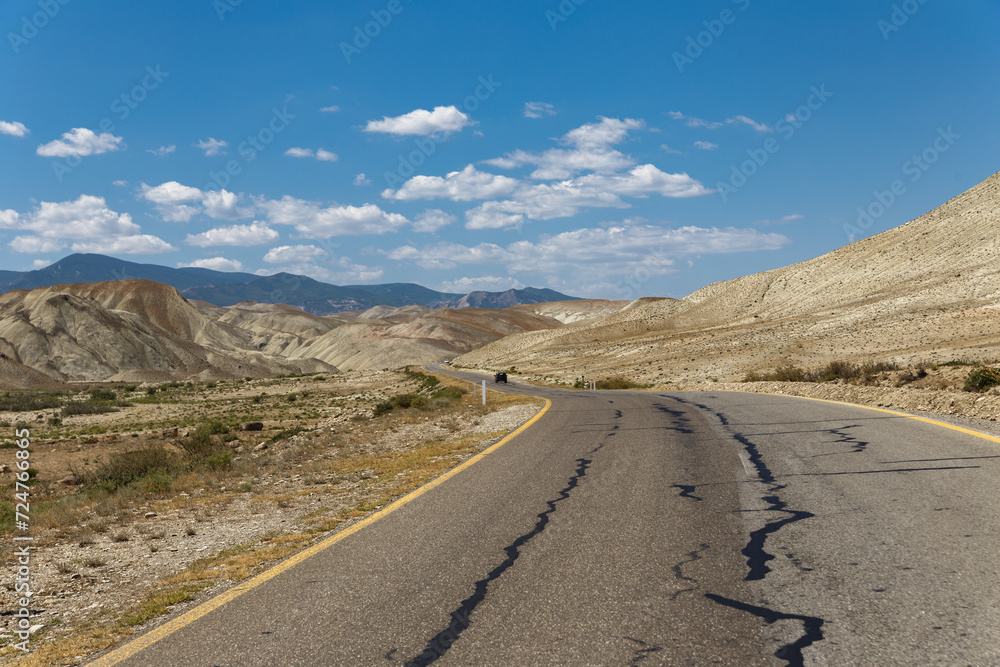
(91, 366, 1000, 666)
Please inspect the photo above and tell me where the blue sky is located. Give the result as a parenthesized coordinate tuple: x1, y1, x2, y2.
(1, 1, 998, 299)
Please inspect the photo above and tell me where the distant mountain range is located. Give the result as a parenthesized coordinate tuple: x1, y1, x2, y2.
(0, 254, 578, 315)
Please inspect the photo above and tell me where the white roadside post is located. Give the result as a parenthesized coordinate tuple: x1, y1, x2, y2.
(481, 380, 487, 405)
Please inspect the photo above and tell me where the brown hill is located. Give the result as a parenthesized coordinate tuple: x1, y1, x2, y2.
(0, 281, 335, 382)
(456, 170, 1000, 382)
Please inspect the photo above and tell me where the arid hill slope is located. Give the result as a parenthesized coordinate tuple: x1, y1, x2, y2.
(456, 170, 1000, 382)
(0, 281, 334, 382)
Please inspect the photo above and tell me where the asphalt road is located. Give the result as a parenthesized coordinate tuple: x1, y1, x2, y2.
(90, 368, 1000, 666)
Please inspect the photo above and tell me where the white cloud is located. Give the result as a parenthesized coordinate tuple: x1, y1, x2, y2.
(285, 147, 338, 162)
(0, 209, 19, 228)
(112, 180, 128, 187)
(72, 235, 176, 255)
(147, 145, 176, 157)
(660, 144, 682, 154)
(262, 245, 328, 264)
(389, 225, 788, 295)
(258, 196, 408, 237)
(412, 209, 456, 233)
(32, 259, 51, 269)
(484, 117, 644, 180)
(203, 189, 252, 219)
(140, 181, 205, 222)
(383, 165, 519, 202)
(320, 106, 340, 113)
(0, 121, 29, 137)
(728, 115, 773, 132)
(186, 221, 278, 247)
(387, 241, 511, 270)
(438, 276, 525, 292)
(141, 181, 204, 204)
(755, 214, 804, 225)
(667, 111, 723, 130)
(523, 102, 557, 119)
(36, 128, 124, 157)
(178, 257, 245, 272)
(195, 138, 228, 156)
(18, 195, 140, 239)
(10, 236, 64, 254)
(694, 141, 718, 150)
(353, 173, 371, 186)
(363, 105, 471, 136)
(669, 111, 772, 133)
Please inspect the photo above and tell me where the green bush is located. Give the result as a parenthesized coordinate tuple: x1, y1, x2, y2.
(598, 376, 646, 390)
(86, 447, 179, 494)
(61, 402, 119, 417)
(0, 391, 63, 412)
(963, 366, 1000, 393)
(89, 388, 117, 402)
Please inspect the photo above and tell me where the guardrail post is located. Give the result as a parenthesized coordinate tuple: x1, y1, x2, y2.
(482, 380, 486, 405)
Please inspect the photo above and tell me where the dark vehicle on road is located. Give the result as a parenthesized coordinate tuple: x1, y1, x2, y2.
(494, 371, 507, 383)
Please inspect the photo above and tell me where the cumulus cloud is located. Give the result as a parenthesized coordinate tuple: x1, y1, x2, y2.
(178, 257, 245, 272)
(353, 173, 371, 186)
(693, 141, 718, 150)
(523, 102, 557, 119)
(484, 117, 644, 180)
(36, 128, 124, 157)
(10, 236, 63, 254)
(285, 147, 338, 162)
(140, 181, 205, 222)
(388, 224, 788, 295)
(257, 255, 383, 283)
(383, 165, 519, 202)
(363, 105, 471, 136)
(72, 235, 177, 255)
(412, 209, 456, 233)
(195, 138, 228, 156)
(147, 145, 176, 157)
(320, 106, 340, 113)
(203, 189, 252, 219)
(0, 121, 29, 137)
(258, 196, 408, 237)
(262, 245, 328, 264)
(185, 221, 278, 247)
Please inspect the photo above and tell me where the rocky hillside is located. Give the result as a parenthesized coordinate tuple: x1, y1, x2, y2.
(456, 170, 1000, 383)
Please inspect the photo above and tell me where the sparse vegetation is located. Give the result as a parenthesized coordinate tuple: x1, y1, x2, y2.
(963, 366, 1000, 393)
(0, 390, 63, 412)
(743, 360, 901, 384)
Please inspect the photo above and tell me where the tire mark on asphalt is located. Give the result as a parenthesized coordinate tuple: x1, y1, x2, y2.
(705, 594, 824, 667)
(401, 456, 595, 666)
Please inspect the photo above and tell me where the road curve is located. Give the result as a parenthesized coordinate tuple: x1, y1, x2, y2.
(88, 367, 1000, 666)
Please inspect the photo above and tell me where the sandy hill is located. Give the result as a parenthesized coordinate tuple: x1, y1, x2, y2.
(0, 281, 335, 382)
(456, 170, 1000, 382)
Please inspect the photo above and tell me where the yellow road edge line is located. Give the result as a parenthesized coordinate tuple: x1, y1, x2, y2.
(88, 397, 552, 666)
(686, 389, 1000, 445)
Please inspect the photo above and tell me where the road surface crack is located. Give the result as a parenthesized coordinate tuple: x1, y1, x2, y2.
(705, 594, 824, 667)
(400, 456, 594, 666)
